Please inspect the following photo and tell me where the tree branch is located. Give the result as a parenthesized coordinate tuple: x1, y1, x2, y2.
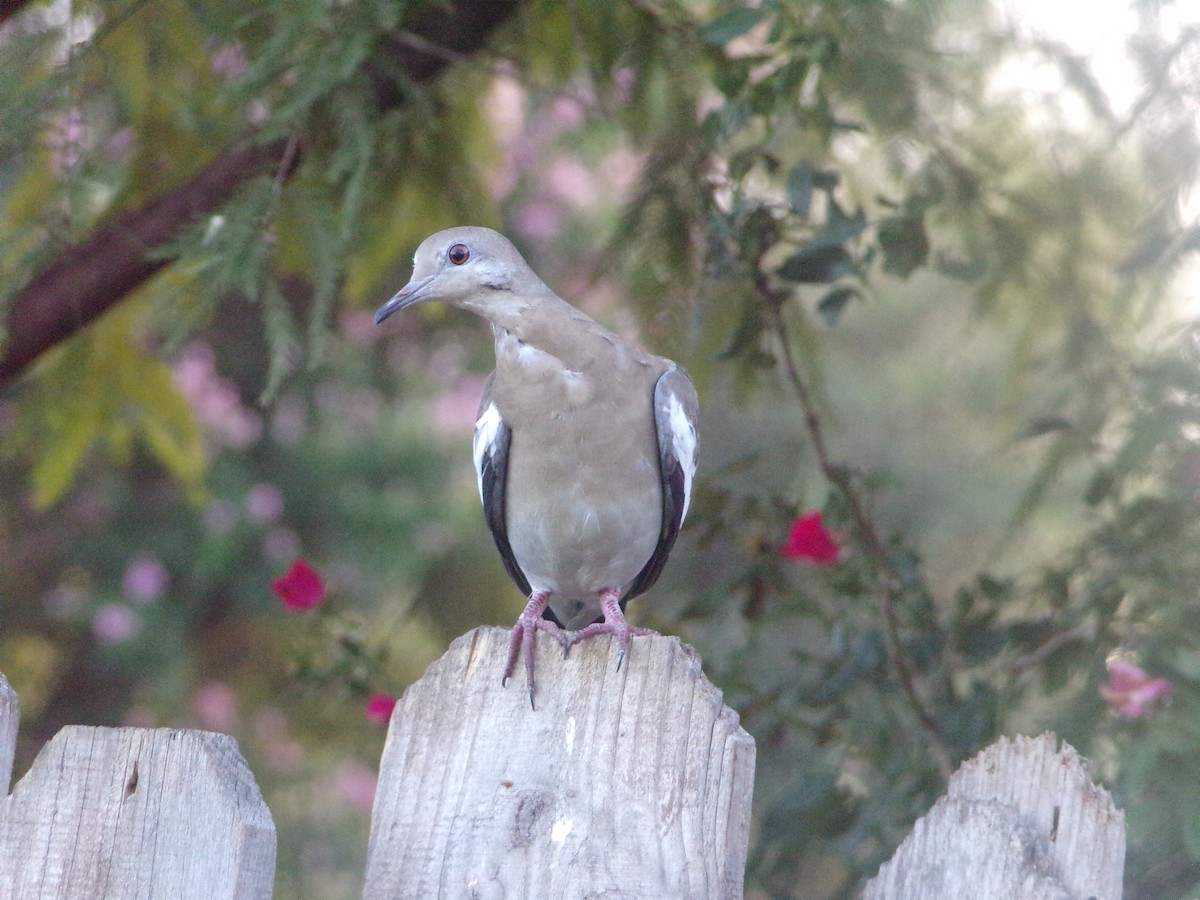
(0, 0, 521, 388)
(0, 140, 293, 388)
(0, 0, 33, 26)
(759, 275, 954, 778)
(368, 1, 519, 103)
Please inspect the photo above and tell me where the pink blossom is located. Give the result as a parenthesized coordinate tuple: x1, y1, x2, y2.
(1100, 660, 1172, 718)
(210, 41, 249, 78)
(332, 761, 378, 812)
(552, 95, 586, 129)
(122, 554, 169, 604)
(246, 99, 270, 127)
(611, 67, 636, 102)
(92, 604, 140, 645)
(431, 376, 489, 435)
(253, 708, 305, 774)
(174, 342, 219, 399)
(222, 410, 263, 448)
(47, 107, 85, 172)
(781, 512, 842, 565)
(598, 147, 643, 197)
(173, 343, 263, 450)
(339, 309, 380, 347)
(513, 201, 562, 241)
(193, 681, 239, 732)
(546, 156, 597, 208)
(104, 127, 134, 160)
(123, 705, 157, 728)
(366, 693, 398, 726)
(246, 483, 285, 525)
(272, 559, 326, 612)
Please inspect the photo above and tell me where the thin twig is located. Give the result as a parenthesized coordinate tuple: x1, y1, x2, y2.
(759, 274, 953, 778)
(272, 133, 301, 198)
(386, 31, 595, 107)
(388, 30, 479, 68)
(1008, 622, 1094, 674)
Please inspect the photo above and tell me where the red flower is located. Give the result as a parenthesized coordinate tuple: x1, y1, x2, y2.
(781, 512, 841, 564)
(366, 693, 398, 726)
(272, 559, 326, 612)
(1100, 660, 1172, 719)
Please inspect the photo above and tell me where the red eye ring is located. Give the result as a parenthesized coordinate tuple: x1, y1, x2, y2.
(447, 243, 471, 265)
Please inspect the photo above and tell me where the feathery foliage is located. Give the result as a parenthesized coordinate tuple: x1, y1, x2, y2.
(2, 0, 1200, 896)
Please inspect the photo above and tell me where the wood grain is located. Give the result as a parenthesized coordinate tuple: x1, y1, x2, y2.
(0, 672, 16, 795)
(0, 726, 276, 899)
(864, 733, 1124, 899)
(362, 626, 756, 899)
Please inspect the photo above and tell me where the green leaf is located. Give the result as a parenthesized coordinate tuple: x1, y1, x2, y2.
(1178, 778, 1200, 859)
(0, 28, 59, 166)
(934, 253, 988, 282)
(717, 297, 765, 361)
(259, 279, 301, 403)
(778, 241, 852, 283)
(809, 631, 885, 703)
(786, 165, 813, 216)
(712, 59, 751, 97)
(824, 200, 867, 244)
(22, 303, 208, 507)
(1021, 416, 1074, 438)
(700, 7, 772, 46)
(31, 393, 102, 508)
(1084, 469, 1115, 505)
(958, 626, 1009, 662)
(878, 214, 930, 278)
(817, 286, 860, 325)
(936, 682, 998, 754)
(123, 356, 207, 495)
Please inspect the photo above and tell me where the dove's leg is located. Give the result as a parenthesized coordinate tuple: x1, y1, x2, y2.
(503, 589, 568, 708)
(567, 588, 658, 671)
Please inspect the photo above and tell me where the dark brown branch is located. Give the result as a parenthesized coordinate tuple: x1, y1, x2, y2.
(759, 275, 953, 778)
(0, 140, 293, 387)
(369, 1, 519, 105)
(0, 0, 521, 389)
(0, 0, 33, 25)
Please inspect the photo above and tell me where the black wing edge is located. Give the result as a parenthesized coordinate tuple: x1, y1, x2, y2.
(479, 414, 532, 598)
(476, 381, 563, 625)
(623, 366, 697, 605)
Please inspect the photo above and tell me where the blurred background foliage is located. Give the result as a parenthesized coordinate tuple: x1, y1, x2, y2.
(2, 0, 1200, 896)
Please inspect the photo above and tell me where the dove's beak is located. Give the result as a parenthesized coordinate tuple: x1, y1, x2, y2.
(374, 275, 435, 325)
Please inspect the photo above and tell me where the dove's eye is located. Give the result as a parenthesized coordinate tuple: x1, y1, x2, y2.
(447, 243, 471, 265)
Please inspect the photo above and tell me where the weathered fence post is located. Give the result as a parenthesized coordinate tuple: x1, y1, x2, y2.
(863, 733, 1125, 899)
(1, 672, 17, 795)
(0, 683, 276, 899)
(362, 626, 756, 899)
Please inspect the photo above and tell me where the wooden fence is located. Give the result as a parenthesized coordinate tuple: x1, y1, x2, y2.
(0, 626, 1124, 898)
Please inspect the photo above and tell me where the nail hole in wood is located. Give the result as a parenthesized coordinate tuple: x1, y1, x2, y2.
(124, 760, 139, 798)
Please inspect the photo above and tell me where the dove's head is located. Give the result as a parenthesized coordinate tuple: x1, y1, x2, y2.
(374, 226, 542, 326)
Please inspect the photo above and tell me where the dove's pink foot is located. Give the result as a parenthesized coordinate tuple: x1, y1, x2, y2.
(503, 589, 569, 709)
(567, 588, 658, 671)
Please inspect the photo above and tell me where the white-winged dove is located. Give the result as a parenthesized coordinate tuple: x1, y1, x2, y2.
(375, 226, 699, 706)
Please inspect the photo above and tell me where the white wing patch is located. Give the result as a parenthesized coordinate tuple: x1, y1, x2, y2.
(472, 402, 503, 502)
(666, 392, 697, 523)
